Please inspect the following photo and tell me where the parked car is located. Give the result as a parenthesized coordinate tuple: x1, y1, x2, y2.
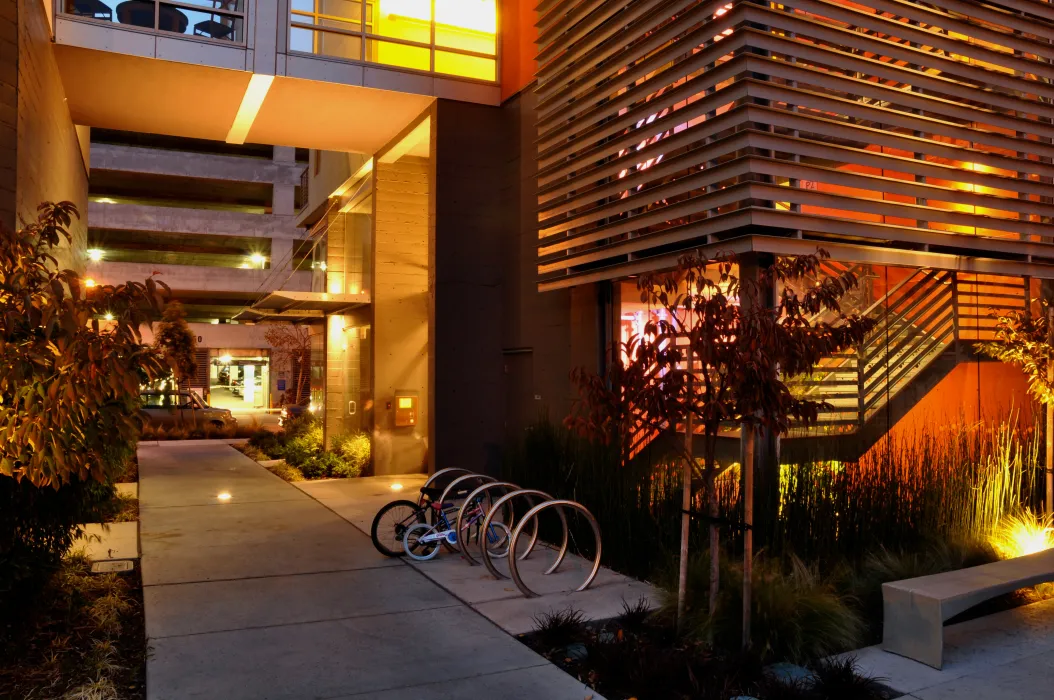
(140, 390, 237, 430)
(279, 403, 311, 427)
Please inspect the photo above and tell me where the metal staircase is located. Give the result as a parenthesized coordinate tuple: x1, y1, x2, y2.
(626, 266, 1029, 459)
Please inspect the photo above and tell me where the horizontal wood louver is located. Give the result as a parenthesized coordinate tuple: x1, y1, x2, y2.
(534, 0, 1054, 291)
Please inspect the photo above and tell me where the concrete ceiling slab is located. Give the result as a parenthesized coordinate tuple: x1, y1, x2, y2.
(247, 76, 434, 154)
(55, 45, 434, 154)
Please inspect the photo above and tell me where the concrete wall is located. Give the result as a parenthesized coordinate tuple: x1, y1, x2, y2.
(433, 99, 506, 474)
(371, 154, 431, 475)
(428, 92, 586, 475)
(497, 90, 580, 444)
(3, 0, 88, 269)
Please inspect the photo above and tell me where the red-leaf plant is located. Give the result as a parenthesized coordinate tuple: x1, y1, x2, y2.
(567, 249, 874, 632)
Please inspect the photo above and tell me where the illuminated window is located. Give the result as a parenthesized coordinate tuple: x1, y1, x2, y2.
(289, 0, 496, 82)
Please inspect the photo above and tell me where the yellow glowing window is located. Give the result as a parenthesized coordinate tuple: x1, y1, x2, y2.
(292, 0, 497, 82)
(398, 397, 413, 409)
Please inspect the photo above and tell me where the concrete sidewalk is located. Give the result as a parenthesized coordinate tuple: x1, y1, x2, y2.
(138, 442, 598, 700)
(846, 596, 1054, 699)
(296, 474, 659, 635)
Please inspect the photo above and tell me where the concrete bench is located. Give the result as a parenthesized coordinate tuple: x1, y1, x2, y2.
(882, 548, 1054, 669)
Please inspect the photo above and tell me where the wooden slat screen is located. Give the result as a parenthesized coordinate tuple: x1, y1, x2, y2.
(535, 0, 1054, 290)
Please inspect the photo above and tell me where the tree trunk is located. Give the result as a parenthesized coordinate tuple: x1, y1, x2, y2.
(708, 473, 719, 619)
(677, 411, 694, 630)
(741, 425, 755, 650)
(1048, 308, 1053, 516)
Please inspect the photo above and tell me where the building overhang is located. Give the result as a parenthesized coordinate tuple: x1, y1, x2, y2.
(234, 290, 370, 322)
(52, 44, 437, 153)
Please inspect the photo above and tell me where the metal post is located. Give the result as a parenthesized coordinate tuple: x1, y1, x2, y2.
(742, 424, 755, 650)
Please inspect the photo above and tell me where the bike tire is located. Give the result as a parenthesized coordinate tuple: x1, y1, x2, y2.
(371, 499, 425, 557)
(484, 521, 512, 559)
(403, 522, 441, 561)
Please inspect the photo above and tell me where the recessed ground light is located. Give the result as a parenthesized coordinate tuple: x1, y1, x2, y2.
(87, 248, 104, 262)
(217, 492, 232, 501)
(390, 483, 403, 492)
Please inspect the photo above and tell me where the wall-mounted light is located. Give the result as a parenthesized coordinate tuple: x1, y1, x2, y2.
(250, 253, 267, 266)
(85, 279, 96, 288)
(87, 248, 104, 262)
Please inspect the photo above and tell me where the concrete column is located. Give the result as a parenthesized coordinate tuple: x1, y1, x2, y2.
(739, 253, 781, 549)
(269, 237, 294, 273)
(273, 184, 295, 216)
(372, 155, 431, 475)
(273, 146, 296, 163)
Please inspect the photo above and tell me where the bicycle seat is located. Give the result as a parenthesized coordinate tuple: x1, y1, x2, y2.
(419, 486, 444, 501)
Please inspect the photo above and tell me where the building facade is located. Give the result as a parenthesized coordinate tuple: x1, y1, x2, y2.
(3, 0, 1052, 476)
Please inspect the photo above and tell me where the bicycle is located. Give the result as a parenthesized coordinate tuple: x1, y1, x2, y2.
(370, 487, 447, 557)
(403, 494, 511, 561)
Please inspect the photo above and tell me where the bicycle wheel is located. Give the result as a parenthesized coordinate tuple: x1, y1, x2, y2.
(371, 500, 425, 557)
(483, 521, 512, 559)
(404, 522, 441, 561)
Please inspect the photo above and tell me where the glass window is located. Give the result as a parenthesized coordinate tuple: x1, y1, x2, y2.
(141, 393, 174, 408)
(434, 51, 495, 81)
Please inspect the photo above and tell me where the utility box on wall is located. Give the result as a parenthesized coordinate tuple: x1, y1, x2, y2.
(393, 393, 418, 428)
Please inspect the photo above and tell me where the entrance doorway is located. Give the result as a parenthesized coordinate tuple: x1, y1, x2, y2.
(210, 353, 270, 410)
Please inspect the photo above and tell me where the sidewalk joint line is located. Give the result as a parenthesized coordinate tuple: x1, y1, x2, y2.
(150, 603, 464, 640)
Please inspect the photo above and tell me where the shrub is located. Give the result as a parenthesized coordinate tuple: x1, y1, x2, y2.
(283, 426, 323, 468)
(247, 430, 285, 459)
(264, 461, 304, 483)
(667, 553, 863, 664)
(332, 431, 371, 473)
(989, 509, 1054, 560)
(531, 607, 588, 649)
(0, 476, 116, 621)
(300, 451, 343, 479)
(808, 656, 891, 700)
(330, 457, 361, 479)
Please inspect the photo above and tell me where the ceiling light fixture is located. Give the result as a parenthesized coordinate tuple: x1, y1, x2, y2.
(226, 73, 275, 145)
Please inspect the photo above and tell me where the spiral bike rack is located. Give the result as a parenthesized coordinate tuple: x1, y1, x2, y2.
(455, 481, 539, 566)
(508, 499, 602, 598)
(436, 473, 496, 509)
(479, 489, 568, 582)
(418, 467, 473, 506)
